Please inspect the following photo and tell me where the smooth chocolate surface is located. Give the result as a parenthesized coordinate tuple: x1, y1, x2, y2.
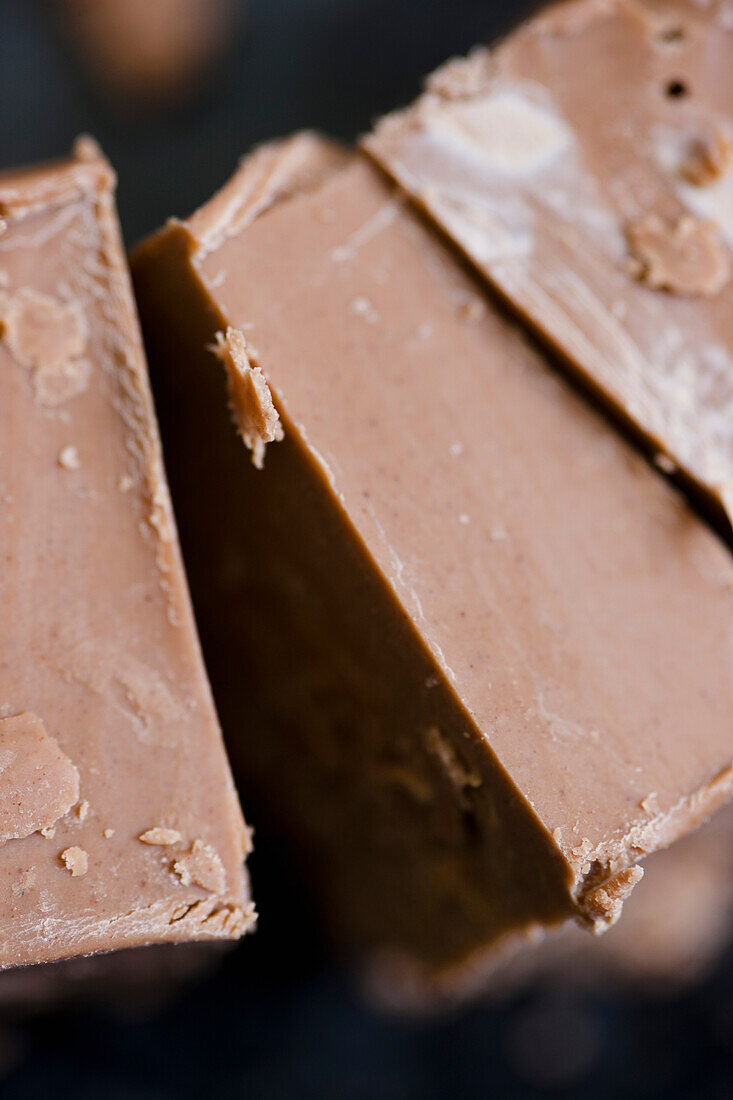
(0, 140, 253, 969)
(133, 134, 732, 983)
(365, 0, 733, 533)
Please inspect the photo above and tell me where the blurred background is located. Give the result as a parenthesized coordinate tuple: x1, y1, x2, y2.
(0, 1, 731, 1096)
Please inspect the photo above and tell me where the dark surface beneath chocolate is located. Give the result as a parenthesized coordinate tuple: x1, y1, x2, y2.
(0, 1, 731, 1097)
(1, 836, 732, 1100)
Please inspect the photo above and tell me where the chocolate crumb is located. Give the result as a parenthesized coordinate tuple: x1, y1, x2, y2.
(60, 846, 88, 877)
(640, 791, 660, 814)
(627, 214, 730, 297)
(423, 726, 481, 808)
(58, 446, 80, 471)
(211, 327, 284, 470)
(680, 130, 732, 187)
(139, 827, 182, 846)
(172, 839, 227, 893)
(582, 866, 644, 928)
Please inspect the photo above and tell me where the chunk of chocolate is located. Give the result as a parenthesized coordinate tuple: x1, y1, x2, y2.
(0, 140, 254, 969)
(132, 134, 732, 982)
(365, 0, 733, 531)
(60, 0, 235, 107)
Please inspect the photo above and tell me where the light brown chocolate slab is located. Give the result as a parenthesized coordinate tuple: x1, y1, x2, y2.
(0, 140, 254, 969)
(365, 0, 733, 532)
(132, 133, 732, 980)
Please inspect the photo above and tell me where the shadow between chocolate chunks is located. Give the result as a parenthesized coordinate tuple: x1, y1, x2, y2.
(131, 130, 732, 1002)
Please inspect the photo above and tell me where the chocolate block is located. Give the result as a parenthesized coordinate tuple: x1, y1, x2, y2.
(365, 0, 733, 533)
(61, 0, 235, 107)
(0, 140, 254, 969)
(132, 133, 732, 985)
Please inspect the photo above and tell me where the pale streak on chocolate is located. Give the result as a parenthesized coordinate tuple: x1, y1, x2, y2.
(184, 131, 349, 257)
(0, 287, 90, 409)
(0, 139, 254, 968)
(365, 0, 733, 528)
(132, 135, 733, 976)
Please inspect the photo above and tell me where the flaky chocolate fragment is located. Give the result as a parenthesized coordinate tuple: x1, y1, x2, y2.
(0, 713, 79, 845)
(0, 139, 254, 969)
(132, 134, 732, 989)
(365, 0, 733, 532)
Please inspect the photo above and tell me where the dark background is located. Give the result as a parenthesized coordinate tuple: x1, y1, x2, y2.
(0, 2, 731, 1096)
